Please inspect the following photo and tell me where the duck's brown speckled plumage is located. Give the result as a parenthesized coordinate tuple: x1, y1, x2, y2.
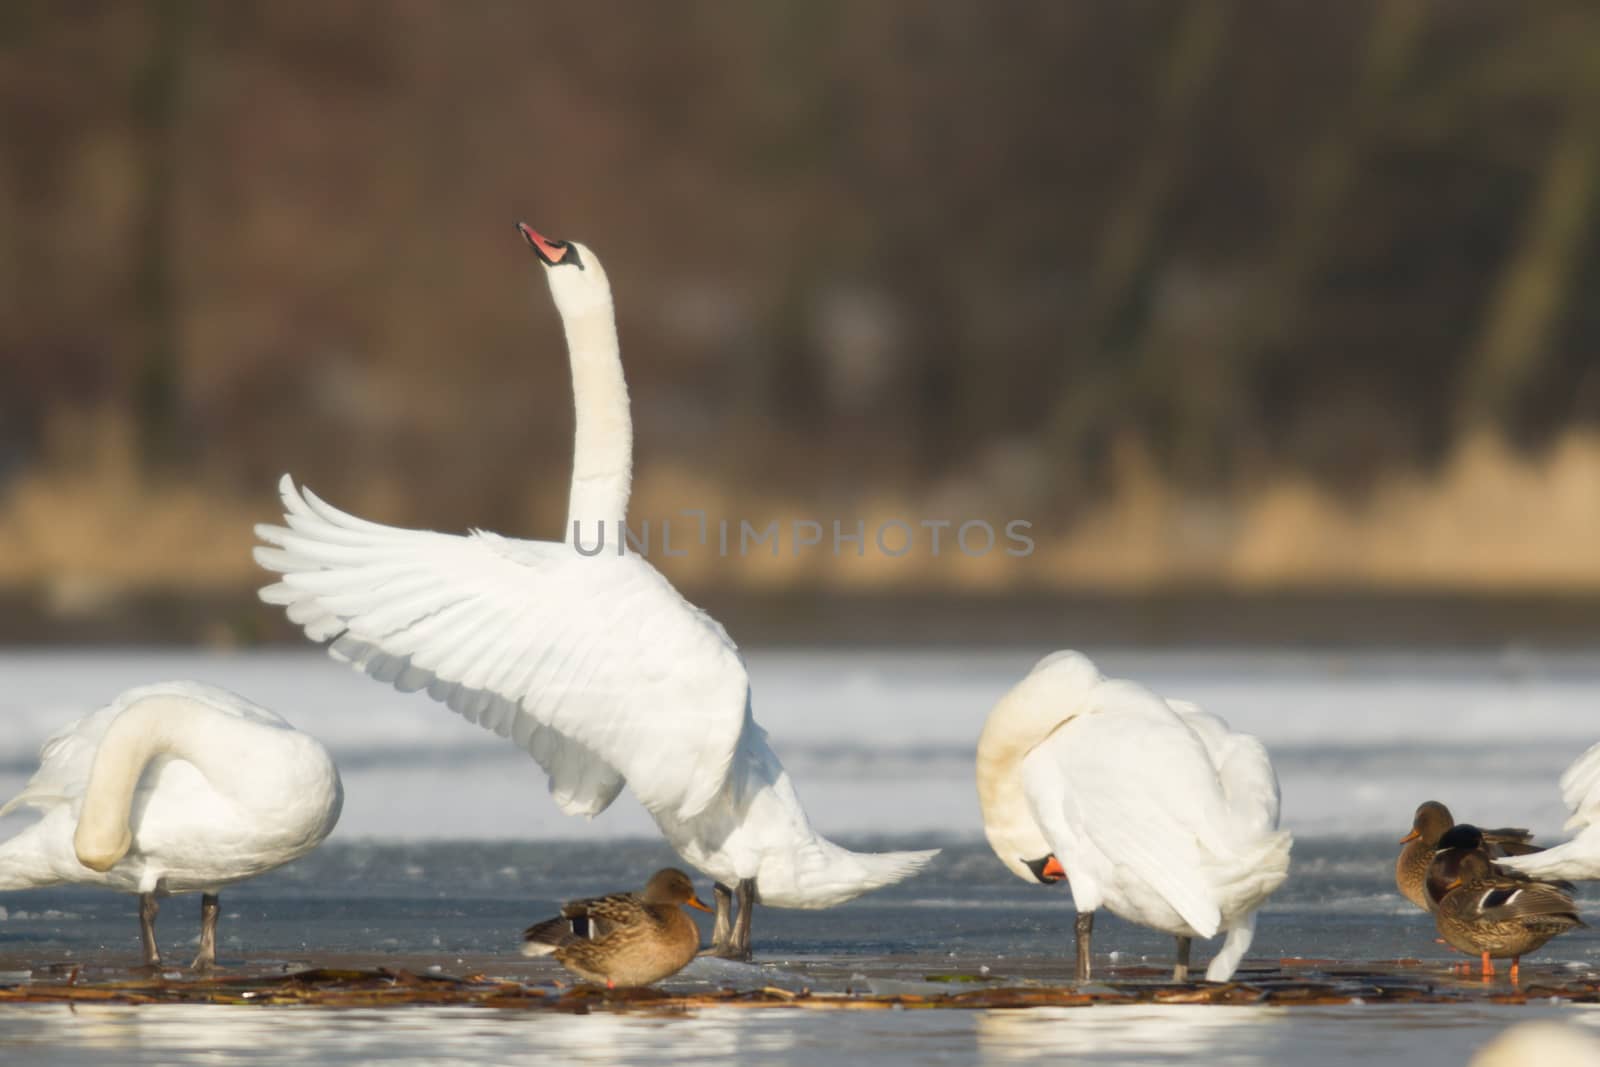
(1395, 802, 1538, 911)
(521, 868, 710, 988)
(1430, 851, 1583, 973)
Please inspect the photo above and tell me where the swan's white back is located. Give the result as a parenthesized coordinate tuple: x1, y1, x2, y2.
(0, 682, 342, 895)
(979, 651, 1291, 980)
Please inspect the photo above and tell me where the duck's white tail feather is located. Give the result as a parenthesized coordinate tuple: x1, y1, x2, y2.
(1206, 912, 1257, 982)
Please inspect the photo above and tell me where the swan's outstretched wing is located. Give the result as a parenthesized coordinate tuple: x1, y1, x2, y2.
(1023, 680, 1232, 938)
(254, 475, 749, 820)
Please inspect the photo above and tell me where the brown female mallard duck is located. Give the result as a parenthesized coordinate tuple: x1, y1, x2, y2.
(520, 868, 711, 988)
(1429, 847, 1583, 981)
(1395, 802, 1538, 910)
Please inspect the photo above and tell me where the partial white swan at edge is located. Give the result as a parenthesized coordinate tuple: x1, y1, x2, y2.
(977, 651, 1292, 982)
(254, 224, 936, 958)
(0, 681, 343, 968)
(1499, 740, 1600, 881)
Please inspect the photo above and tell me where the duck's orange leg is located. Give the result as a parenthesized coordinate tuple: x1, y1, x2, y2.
(1509, 957, 1520, 984)
(1480, 952, 1494, 978)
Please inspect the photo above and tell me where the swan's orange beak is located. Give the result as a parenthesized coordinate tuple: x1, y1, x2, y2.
(1042, 855, 1066, 882)
(686, 895, 714, 913)
(517, 222, 571, 266)
(1400, 829, 1421, 843)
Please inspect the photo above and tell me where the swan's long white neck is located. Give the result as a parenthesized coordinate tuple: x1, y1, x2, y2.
(977, 652, 1101, 883)
(73, 697, 243, 872)
(560, 296, 632, 542)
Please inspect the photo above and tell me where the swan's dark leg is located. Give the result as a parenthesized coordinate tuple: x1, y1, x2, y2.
(700, 882, 736, 957)
(1074, 912, 1094, 982)
(731, 878, 756, 960)
(138, 893, 161, 967)
(192, 893, 220, 971)
(1173, 935, 1192, 982)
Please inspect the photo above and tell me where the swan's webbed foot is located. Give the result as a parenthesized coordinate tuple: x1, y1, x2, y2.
(138, 892, 162, 968)
(700, 879, 755, 960)
(191, 893, 220, 972)
(732, 878, 755, 959)
(1074, 912, 1094, 983)
(700, 882, 736, 957)
(1173, 935, 1192, 983)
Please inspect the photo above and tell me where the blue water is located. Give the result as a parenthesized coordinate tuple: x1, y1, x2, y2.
(2, 837, 1593, 971)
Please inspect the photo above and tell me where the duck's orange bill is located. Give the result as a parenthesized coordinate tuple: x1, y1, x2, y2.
(687, 896, 714, 913)
(1400, 829, 1421, 843)
(1042, 855, 1067, 881)
(1446, 877, 1463, 891)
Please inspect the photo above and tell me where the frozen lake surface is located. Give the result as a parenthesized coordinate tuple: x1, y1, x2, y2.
(1, 646, 1598, 1064)
(0, 646, 1596, 841)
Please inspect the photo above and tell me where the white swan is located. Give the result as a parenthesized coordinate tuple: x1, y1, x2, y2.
(254, 224, 937, 958)
(1499, 740, 1600, 881)
(0, 681, 343, 968)
(976, 651, 1292, 982)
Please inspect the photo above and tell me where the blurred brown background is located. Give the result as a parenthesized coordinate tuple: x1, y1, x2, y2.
(4, 0, 1600, 644)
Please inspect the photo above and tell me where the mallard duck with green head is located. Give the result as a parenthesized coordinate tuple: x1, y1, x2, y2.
(1427, 829, 1583, 982)
(1396, 801, 1539, 910)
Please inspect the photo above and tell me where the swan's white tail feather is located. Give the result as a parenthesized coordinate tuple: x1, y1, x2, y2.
(1499, 826, 1600, 881)
(1206, 828, 1292, 922)
(0, 821, 65, 892)
(759, 840, 940, 910)
(1206, 912, 1257, 982)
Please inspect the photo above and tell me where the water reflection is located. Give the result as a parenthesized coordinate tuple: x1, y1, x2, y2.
(0, 1005, 765, 1066)
(2, 1001, 1596, 1067)
(977, 1004, 1282, 1064)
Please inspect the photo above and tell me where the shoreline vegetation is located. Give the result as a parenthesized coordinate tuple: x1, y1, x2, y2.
(9, 4, 1600, 654)
(2, 416, 1599, 646)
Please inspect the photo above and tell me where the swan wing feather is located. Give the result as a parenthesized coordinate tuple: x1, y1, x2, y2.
(1024, 681, 1228, 937)
(1558, 740, 1600, 832)
(1167, 701, 1283, 833)
(255, 475, 748, 819)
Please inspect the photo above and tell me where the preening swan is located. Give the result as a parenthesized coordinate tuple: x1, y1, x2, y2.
(976, 651, 1292, 982)
(254, 224, 936, 958)
(0, 682, 343, 968)
(1499, 740, 1600, 881)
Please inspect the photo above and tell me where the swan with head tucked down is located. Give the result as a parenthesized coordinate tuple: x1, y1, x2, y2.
(0, 682, 343, 968)
(977, 651, 1292, 982)
(254, 224, 937, 958)
(1499, 740, 1600, 882)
